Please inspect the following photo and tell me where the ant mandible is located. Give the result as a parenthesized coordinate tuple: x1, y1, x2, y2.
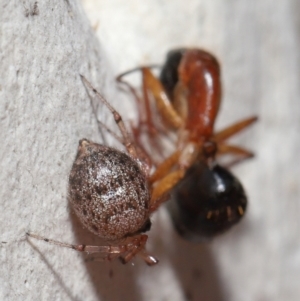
(117, 48, 257, 242)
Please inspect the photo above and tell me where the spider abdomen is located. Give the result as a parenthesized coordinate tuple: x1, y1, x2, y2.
(69, 139, 151, 240)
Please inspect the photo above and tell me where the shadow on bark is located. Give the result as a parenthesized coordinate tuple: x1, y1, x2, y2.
(166, 229, 227, 301)
(70, 209, 142, 301)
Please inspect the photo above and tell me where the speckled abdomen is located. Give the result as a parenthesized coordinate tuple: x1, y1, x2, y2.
(69, 139, 151, 241)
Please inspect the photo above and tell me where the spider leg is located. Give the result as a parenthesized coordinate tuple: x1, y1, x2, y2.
(26, 232, 158, 265)
(80, 75, 138, 158)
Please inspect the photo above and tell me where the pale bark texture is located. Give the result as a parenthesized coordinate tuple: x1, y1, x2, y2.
(1, 1, 300, 301)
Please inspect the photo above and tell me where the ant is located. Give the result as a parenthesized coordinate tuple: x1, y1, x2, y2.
(117, 48, 257, 242)
(27, 75, 193, 266)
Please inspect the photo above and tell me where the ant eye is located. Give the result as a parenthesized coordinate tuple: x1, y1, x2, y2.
(168, 163, 247, 242)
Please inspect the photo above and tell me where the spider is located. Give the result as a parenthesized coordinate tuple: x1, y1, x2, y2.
(117, 48, 257, 242)
(27, 75, 186, 266)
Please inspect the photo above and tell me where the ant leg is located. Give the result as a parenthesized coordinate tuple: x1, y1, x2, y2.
(119, 67, 184, 135)
(218, 143, 254, 158)
(141, 67, 183, 129)
(213, 116, 257, 167)
(150, 170, 185, 212)
(149, 150, 181, 183)
(80, 75, 138, 158)
(117, 65, 161, 80)
(149, 142, 201, 211)
(118, 67, 183, 158)
(140, 68, 186, 155)
(149, 139, 200, 185)
(214, 116, 258, 142)
(217, 143, 255, 167)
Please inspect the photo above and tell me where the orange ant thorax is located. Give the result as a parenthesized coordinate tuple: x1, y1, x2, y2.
(178, 49, 222, 142)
